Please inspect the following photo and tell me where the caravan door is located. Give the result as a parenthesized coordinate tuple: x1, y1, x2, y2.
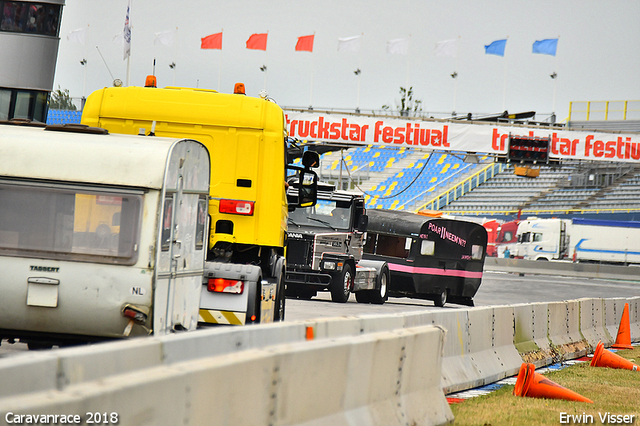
(154, 140, 210, 335)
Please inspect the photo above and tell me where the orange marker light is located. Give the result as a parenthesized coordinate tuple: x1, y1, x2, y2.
(234, 83, 246, 94)
(145, 75, 157, 88)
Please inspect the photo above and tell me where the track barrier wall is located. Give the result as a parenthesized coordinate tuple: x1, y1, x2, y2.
(1, 295, 639, 425)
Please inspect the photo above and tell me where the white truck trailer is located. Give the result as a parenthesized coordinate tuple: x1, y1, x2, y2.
(514, 217, 640, 264)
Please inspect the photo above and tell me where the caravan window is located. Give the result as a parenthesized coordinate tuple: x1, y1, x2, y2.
(0, 181, 141, 264)
(375, 234, 410, 258)
(420, 239, 435, 256)
(471, 244, 483, 260)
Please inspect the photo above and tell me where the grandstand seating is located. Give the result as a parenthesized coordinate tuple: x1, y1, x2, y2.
(46, 109, 82, 125)
(316, 143, 640, 218)
(317, 146, 483, 211)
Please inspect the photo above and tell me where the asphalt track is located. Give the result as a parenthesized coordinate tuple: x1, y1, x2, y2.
(1, 271, 638, 356)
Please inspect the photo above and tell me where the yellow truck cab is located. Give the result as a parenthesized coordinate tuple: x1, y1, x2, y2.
(82, 83, 318, 325)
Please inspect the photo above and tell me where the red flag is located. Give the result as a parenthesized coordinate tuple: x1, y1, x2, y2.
(246, 33, 267, 50)
(201, 32, 222, 49)
(295, 34, 314, 52)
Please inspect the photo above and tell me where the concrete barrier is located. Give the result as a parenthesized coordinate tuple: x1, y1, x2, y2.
(0, 326, 453, 426)
(1, 295, 639, 424)
(484, 257, 640, 281)
(605, 297, 640, 344)
(546, 300, 589, 360)
(512, 302, 553, 367)
(578, 298, 613, 348)
(628, 297, 640, 342)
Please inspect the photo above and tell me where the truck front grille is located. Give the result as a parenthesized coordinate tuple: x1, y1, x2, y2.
(287, 238, 313, 268)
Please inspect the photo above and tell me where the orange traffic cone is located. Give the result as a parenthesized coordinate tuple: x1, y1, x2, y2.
(590, 341, 639, 371)
(611, 303, 634, 350)
(513, 363, 593, 403)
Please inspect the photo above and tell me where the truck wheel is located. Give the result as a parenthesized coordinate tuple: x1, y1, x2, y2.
(434, 288, 448, 307)
(274, 272, 286, 322)
(369, 264, 389, 305)
(331, 263, 352, 303)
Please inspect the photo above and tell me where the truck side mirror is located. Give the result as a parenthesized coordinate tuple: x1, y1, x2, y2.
(286, 169, 318, 210)
(298, 169, 318, 207)
(356, 215, 368, 232)
(301, 150, 320, 169)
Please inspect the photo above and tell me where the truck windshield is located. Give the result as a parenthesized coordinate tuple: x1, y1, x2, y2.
(0, 181, 141, 264)
(288, 199, 351, 230)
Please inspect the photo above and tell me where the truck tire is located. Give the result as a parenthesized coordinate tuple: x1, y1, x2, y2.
(434, 288, 448, 308)
(274, 274, 286, 322)
(369, 264, 389, 305)
(331, 263, 352, 303)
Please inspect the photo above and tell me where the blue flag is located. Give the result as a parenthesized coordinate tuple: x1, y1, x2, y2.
(532, 38, 558, 56)
(484, 39, 507, 56)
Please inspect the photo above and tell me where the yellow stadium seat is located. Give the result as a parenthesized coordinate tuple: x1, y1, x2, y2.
(430, 177, 437, 183)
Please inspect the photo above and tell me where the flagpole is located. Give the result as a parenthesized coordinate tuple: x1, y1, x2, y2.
(309, 58, 314, 108)
(501, 36, 508, 112)
(173, 26, 178, 86)
(309, 32, 315, 108)
(125, 0, 131, 86)
(356, 32, 363, 113)
(405, 34, 411, 93)
(453, 36, 460, 116)
(217, 28, 222, 92)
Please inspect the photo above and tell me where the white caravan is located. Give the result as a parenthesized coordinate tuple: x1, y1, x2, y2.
(0, 124, 210, 348)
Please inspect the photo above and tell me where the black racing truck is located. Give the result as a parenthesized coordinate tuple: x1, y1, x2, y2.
(285, 183, 389, 303)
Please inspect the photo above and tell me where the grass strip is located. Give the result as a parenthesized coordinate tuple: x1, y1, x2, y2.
(450, 346, 640, 425)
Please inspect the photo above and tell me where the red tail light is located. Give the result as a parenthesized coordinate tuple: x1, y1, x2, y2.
(207, 278, 244, 294)
(122, 306, 148, 324)
(219, 199, 255, 216)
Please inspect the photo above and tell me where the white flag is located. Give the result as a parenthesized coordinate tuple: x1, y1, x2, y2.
(123, 0, 131, 60)
(154, 29, 175, 46)
(435, 39, 457, 58)
(337, 35, 361, 52)
(113, 32, 124, 45)
(386, 38, 409, 55)
(67, 27, 87, 45)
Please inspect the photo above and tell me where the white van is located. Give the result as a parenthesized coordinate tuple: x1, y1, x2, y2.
(0, 123, 210, 348)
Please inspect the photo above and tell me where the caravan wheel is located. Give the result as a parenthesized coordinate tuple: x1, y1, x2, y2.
(434, 288, 448, 307)
(369, 264, 389, 305)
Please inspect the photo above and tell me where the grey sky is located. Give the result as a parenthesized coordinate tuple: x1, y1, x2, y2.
(54, 0, 640, 122)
